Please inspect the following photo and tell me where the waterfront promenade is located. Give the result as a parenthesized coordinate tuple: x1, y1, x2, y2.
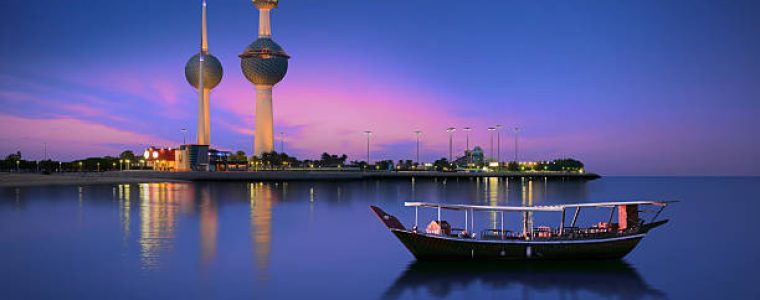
(0, 171, 599, 187)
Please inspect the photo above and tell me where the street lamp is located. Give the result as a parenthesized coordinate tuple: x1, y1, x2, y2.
(79, 161, 83, 172)
(97, 162, 100, 172)
(181, 128, 188, 145)
(488, 127, 496, 162)
(119, 159, 123, 171)
(363, 130, 373, 167)
(413, 130, 422, 165)
(496, 124, 502, 169)
(125, 159, 130, 170)
(16, 160, 19, 172)
(513, 127, 521, 162)
(463, 127, 472, 165)
(446, 128, 456, 162)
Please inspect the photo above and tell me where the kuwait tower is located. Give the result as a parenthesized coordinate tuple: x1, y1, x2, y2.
(185, 0, 223, 146)
(240, 0, 290, 156)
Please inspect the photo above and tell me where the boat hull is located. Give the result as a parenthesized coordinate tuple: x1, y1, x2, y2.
(391, 229, 644, 261)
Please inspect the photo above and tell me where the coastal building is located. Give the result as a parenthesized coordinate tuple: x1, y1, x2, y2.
(240, 0, 290, 156)
(143, 147, 178, 171)
(185, 0, 223, 147)
(454, 146, 485, 166)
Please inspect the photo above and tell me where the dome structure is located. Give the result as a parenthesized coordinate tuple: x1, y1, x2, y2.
(240, 38, 289, 86)
(185, 53, 223, 89)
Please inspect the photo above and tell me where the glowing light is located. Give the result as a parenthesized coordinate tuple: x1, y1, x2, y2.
(152, 151, 159, 159)
(143, 150, 150, 159)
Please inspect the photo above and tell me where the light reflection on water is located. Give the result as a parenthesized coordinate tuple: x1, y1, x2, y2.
(1, 177, 759, 299)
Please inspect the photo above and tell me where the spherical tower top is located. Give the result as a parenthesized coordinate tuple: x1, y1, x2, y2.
(253, 0, 278, 10)
(240, 38, 289, 86)
(185, 53, 223, 89)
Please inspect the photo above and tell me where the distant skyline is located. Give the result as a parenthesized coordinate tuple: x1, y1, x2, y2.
(1, 0, 759, 175)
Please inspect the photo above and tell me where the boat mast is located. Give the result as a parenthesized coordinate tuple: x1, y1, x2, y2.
(607, 206, 616, 224)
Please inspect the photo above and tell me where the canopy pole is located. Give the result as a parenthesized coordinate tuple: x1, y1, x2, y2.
(437, 206, 441, 222)
(465, 209, 468, 233)
(523, 211, 529, 240)
(415, 206, 418, 228)
(559, 208, 566, 235)
(570, 207, 581, 227)
(471, 209, 474, 235)
(500, 211, 504, 239)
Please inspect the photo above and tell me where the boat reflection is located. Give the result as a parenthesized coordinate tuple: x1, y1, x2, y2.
(382, 260, 665, 300)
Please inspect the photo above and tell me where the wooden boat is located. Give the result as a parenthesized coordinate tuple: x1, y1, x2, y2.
(370, 201, 673, 260)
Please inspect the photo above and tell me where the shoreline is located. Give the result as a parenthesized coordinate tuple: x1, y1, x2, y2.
(0, 171, 599, 187)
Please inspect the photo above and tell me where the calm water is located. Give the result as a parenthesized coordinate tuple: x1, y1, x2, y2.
(1, 177, 758, 299)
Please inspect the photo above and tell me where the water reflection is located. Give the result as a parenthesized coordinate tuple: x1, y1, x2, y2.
(136, 183, 190, 270)
(382, 260, 665, 300)
(117, 184, 131, 250)
(199, 185, 217, 267)
(249, 182, 275, 279)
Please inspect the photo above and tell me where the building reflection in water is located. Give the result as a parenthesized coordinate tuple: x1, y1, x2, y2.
(249, 182, 276, 279)
(521, 179, 534, 234)
(117, 184, 132, 250)
(135, 183, 188, 270)
(487, 177, 500, 230)
(198, 185, 217, 268)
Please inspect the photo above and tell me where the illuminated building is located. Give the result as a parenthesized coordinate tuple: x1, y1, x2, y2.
(185, 0, 223, 146)
(240, 0, 290, 156)
(143, 147, 178, 171)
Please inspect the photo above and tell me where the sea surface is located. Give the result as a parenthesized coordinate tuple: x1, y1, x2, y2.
(1, 177, 758, 299)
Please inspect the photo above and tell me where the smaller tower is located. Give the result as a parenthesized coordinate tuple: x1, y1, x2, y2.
(185, 0, 223, 146)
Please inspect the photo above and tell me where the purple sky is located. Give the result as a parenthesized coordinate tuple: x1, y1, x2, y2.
(1, 0, 759, 175)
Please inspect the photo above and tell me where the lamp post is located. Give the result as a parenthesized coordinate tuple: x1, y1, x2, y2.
(97, 162, 100, 172)
(16, 160, 19, 172)
(413, 130, 422, 165)
(463, 127, 471, 165)
(363, 130, 372, 167)
(496, 124, 502, 169)
(126, 160, 130, 171)
(513, 127, 520, 162)
(181, 128, 187, 145)
(446, 128, 456, 162)
(119, 159, 123, 171)
(79, 161, 83, 172)
(488, 127, 496, 162)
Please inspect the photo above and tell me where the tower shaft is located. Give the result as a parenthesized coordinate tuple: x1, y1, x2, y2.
(254, 85, 274, 155)
(258, 8, 272, 38)
(201, 0, 208, 54)
(196, 88, 210, 145)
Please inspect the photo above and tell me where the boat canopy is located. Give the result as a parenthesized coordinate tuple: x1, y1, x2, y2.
(404, 201, 674, 212)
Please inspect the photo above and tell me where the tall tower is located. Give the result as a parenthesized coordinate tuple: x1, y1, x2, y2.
(240, 0, 290, 156)
(185, 0, 223, 146)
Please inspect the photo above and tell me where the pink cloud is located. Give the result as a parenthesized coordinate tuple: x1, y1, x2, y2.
(0, 114, 175, 160)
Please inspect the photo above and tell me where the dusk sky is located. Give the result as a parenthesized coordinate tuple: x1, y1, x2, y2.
(1, 0, 758, 175)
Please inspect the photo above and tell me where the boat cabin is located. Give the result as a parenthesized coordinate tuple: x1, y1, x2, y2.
(406, 201, 672, 241)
